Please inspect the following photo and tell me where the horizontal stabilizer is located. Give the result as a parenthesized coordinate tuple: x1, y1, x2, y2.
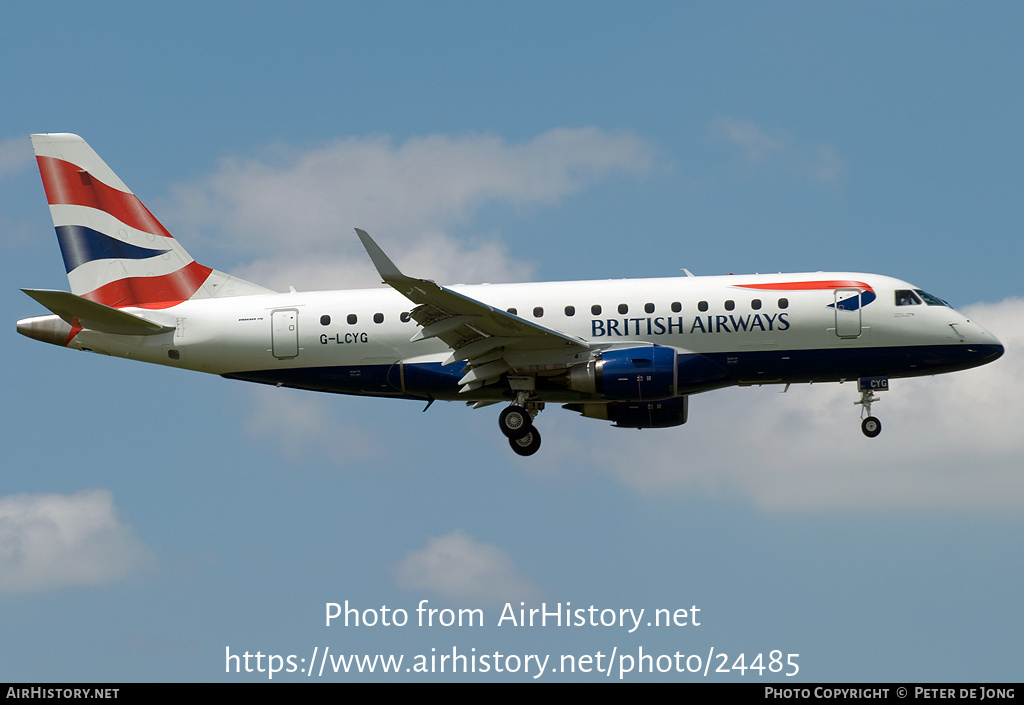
(21, 289, 175, 336)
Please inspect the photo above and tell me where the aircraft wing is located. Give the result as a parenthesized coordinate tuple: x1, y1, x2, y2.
(356, 229, 590, 392)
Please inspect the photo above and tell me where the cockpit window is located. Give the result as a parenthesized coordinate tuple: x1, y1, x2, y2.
(895, 290, 923, 306)
(915, 289, 951, 307)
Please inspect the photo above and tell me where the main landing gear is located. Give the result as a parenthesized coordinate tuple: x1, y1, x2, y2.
(854, 378, 886, 438)
(498, 390, 544, 456)
(508, 426, 542, 456)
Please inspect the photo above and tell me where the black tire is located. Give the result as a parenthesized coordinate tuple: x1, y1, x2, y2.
(499, 405, 532, 439)
(509, 428, 542, 456)
(861, 416, 882, 438)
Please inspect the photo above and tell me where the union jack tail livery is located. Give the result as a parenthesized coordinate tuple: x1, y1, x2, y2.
(31, 133, 270, 309)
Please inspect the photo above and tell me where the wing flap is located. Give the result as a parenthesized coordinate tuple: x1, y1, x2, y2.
(458, 358, 511, 387)
(443, 336, 519, 366)
(410, 314, 482, 342)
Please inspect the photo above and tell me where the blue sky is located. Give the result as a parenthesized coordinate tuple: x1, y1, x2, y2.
(2, 2, 1022, 682)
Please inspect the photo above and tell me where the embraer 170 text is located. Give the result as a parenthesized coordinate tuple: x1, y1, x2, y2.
(17, 134, 1005, 456)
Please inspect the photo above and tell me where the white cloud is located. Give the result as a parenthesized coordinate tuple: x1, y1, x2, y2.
(537, 298, 1022, 512)
(0, 136, 32, 180)
(710, 117, 785, 161)
(393, 530, 540, 607)
(0, 490, 151, 593)
(232, 229, 535, 293)
(709, 117, 845, 182)
(165, 128, 654, 291)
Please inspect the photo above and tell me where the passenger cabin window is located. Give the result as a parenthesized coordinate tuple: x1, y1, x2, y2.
(618, 303, 628, 315)
(698, 301, 709, 312)
(724, 300, 735, 311)
(507, 307, 517, 315)
(671, 302, 682, 313)
(347, 314, 357, 324)
(895, 290, 923, 306)
(533, 307, 544, 318)
(373, 313, 384, 324)
(778, 298, 789, 309)
(564, 306, 575, 316)
(591, 304, 602, 315)
(644, 302, 655, 314)
(320, 315, 331, 326)
(400, 312, 411, 323)
(751, 299, 762, 310)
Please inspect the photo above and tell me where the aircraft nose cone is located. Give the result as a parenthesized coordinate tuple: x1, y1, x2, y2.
(964, 320, 1004, 365)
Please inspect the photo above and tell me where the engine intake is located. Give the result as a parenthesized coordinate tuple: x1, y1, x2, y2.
(568, 346, 678, 401)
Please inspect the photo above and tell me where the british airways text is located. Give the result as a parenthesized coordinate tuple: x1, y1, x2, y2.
(590, 314, 790, 338)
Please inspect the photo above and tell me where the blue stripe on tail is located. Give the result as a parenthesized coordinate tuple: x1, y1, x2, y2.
(55, 225, 170, 273)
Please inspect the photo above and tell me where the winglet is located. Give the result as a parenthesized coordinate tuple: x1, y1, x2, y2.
(355, 228, 407, 284)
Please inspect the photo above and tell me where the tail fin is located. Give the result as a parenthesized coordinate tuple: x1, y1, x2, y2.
(31, 133, 272, 309)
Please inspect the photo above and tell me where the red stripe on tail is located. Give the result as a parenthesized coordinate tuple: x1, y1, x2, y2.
(82, 260, 213, 309)
(36, 156, 174, 238)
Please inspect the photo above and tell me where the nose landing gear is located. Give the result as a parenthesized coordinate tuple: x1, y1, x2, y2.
(855, 376, 887, 438)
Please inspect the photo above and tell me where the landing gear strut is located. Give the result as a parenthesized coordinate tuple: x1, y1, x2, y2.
(854, 379, 885, 438)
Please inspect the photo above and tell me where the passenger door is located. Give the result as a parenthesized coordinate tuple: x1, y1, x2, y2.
(834, 288, 862, 338)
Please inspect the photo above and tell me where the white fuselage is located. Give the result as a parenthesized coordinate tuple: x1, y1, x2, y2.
(53, 271, 1001, 403)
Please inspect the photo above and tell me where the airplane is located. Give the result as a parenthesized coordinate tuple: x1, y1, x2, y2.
(17, 133, 1005, 456)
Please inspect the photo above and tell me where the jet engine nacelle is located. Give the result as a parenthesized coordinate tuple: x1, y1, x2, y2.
(567, 346, 678, 401)
(563, 397, 689, 428)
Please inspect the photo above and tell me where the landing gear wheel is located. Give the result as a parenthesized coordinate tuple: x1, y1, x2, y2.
(499, 405, 532, 439)
(861, 416, 882, 438)
(509, 428, 541, 456)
